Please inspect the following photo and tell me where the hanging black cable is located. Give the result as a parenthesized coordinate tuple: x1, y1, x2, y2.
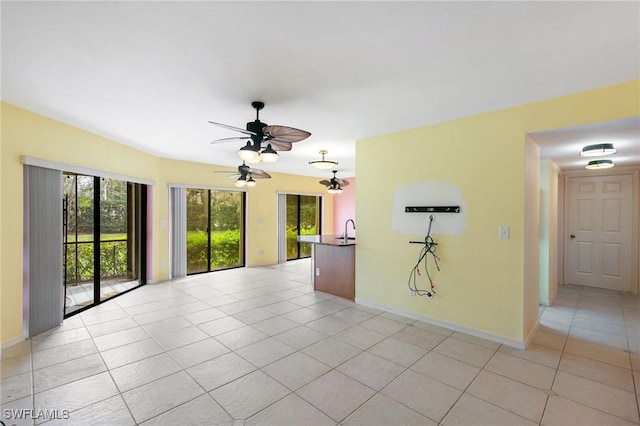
(408, 215, 440, 298)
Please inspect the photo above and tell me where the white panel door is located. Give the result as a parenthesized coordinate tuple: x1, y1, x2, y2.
(567, 174, 632, 291)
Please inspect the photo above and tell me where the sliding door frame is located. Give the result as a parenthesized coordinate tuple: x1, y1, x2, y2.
(22, 156, 155, 331)
(63, 174, 149, 318)
(170, 184, 248, 276)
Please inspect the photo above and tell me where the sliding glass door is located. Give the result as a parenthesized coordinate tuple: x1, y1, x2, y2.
(186, 188, 245, 274)
(286, 194, 322, 260)
(63, 174, 147, 316)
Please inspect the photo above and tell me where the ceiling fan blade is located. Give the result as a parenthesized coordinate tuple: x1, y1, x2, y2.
(319, 180, 331, 186)
(263, 125, 311, 143)
(226, 173, 241, 179)
(213, 170, 235, 174)
(210, 136, 250, 144)
(266, 140, 292, 151)
(336, 179, 350, 187)
(208, 121, 257, 136)
(248, 169, 271, 179)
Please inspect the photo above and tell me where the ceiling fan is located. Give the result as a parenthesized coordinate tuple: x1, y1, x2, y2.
(213, 162, 271, 188)
(209, 101, 311, 164)
(320, 170, 349, 194)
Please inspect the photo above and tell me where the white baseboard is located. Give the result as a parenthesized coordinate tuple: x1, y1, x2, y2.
(1, 335, 26, 353)
(355, 297, 527, 349)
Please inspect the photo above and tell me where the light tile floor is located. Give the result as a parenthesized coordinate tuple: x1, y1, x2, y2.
(65, 280, 140, 315)
(1, 260, 639, 425)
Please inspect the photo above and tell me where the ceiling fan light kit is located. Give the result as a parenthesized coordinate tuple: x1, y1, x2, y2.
(238, 142, 260, 163)
(309, 150, 338, 169)
(585, 159, 614, 170)
(259, 144, 279, 163)
(214, 161, 272, 188)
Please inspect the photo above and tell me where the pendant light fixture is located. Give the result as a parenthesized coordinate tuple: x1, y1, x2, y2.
(309, 150, 338, 169)
(585, 159, 614, 170)
(580, 143, 617, 157)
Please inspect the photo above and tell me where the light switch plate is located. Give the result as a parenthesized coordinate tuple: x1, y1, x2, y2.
(499, 226, 510, 240)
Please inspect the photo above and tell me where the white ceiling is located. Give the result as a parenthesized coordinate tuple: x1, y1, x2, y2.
(2, 1, 639, 177)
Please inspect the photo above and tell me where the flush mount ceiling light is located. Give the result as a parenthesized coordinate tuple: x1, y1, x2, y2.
(585, 159, 614, 170)
(580, 143, 617, 157)
(309, 150, 338, 169)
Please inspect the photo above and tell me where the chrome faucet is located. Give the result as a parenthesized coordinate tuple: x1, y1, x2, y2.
(343, 219, 355, 241)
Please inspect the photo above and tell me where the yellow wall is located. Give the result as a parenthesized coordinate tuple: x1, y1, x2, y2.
(1, 102, 330, 344)
(355, 80, 639, 344)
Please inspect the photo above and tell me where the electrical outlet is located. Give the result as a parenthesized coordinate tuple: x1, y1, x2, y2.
(258, 249, 264, 256)
(315, 268, 320, 276)
(409, 289, 416, 296)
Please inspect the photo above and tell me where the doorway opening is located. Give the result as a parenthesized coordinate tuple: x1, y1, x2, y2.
(63, 173, 147, 316)
(186, 188, 246, 274)
(286, 194, 322, 260)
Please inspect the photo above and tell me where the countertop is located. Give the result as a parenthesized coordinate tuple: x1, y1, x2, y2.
(297, 235, 356, 246)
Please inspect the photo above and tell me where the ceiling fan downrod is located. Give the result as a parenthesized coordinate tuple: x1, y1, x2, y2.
(251, 101, 264, 120)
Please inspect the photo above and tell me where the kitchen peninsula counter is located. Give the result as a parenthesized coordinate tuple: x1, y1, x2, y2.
(297, 235, 355, 300)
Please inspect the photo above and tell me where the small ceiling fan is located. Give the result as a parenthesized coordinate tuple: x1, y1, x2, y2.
(320, 170, 349, 194)
(213, 162, 271, 188)
(209, 101, 311, 164)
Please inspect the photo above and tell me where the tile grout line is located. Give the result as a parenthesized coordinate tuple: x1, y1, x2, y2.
(540, 285, 579, 425)
(12, 272, 639, 425)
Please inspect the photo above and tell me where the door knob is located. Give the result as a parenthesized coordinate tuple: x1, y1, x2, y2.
(570, 234, 576, 239)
